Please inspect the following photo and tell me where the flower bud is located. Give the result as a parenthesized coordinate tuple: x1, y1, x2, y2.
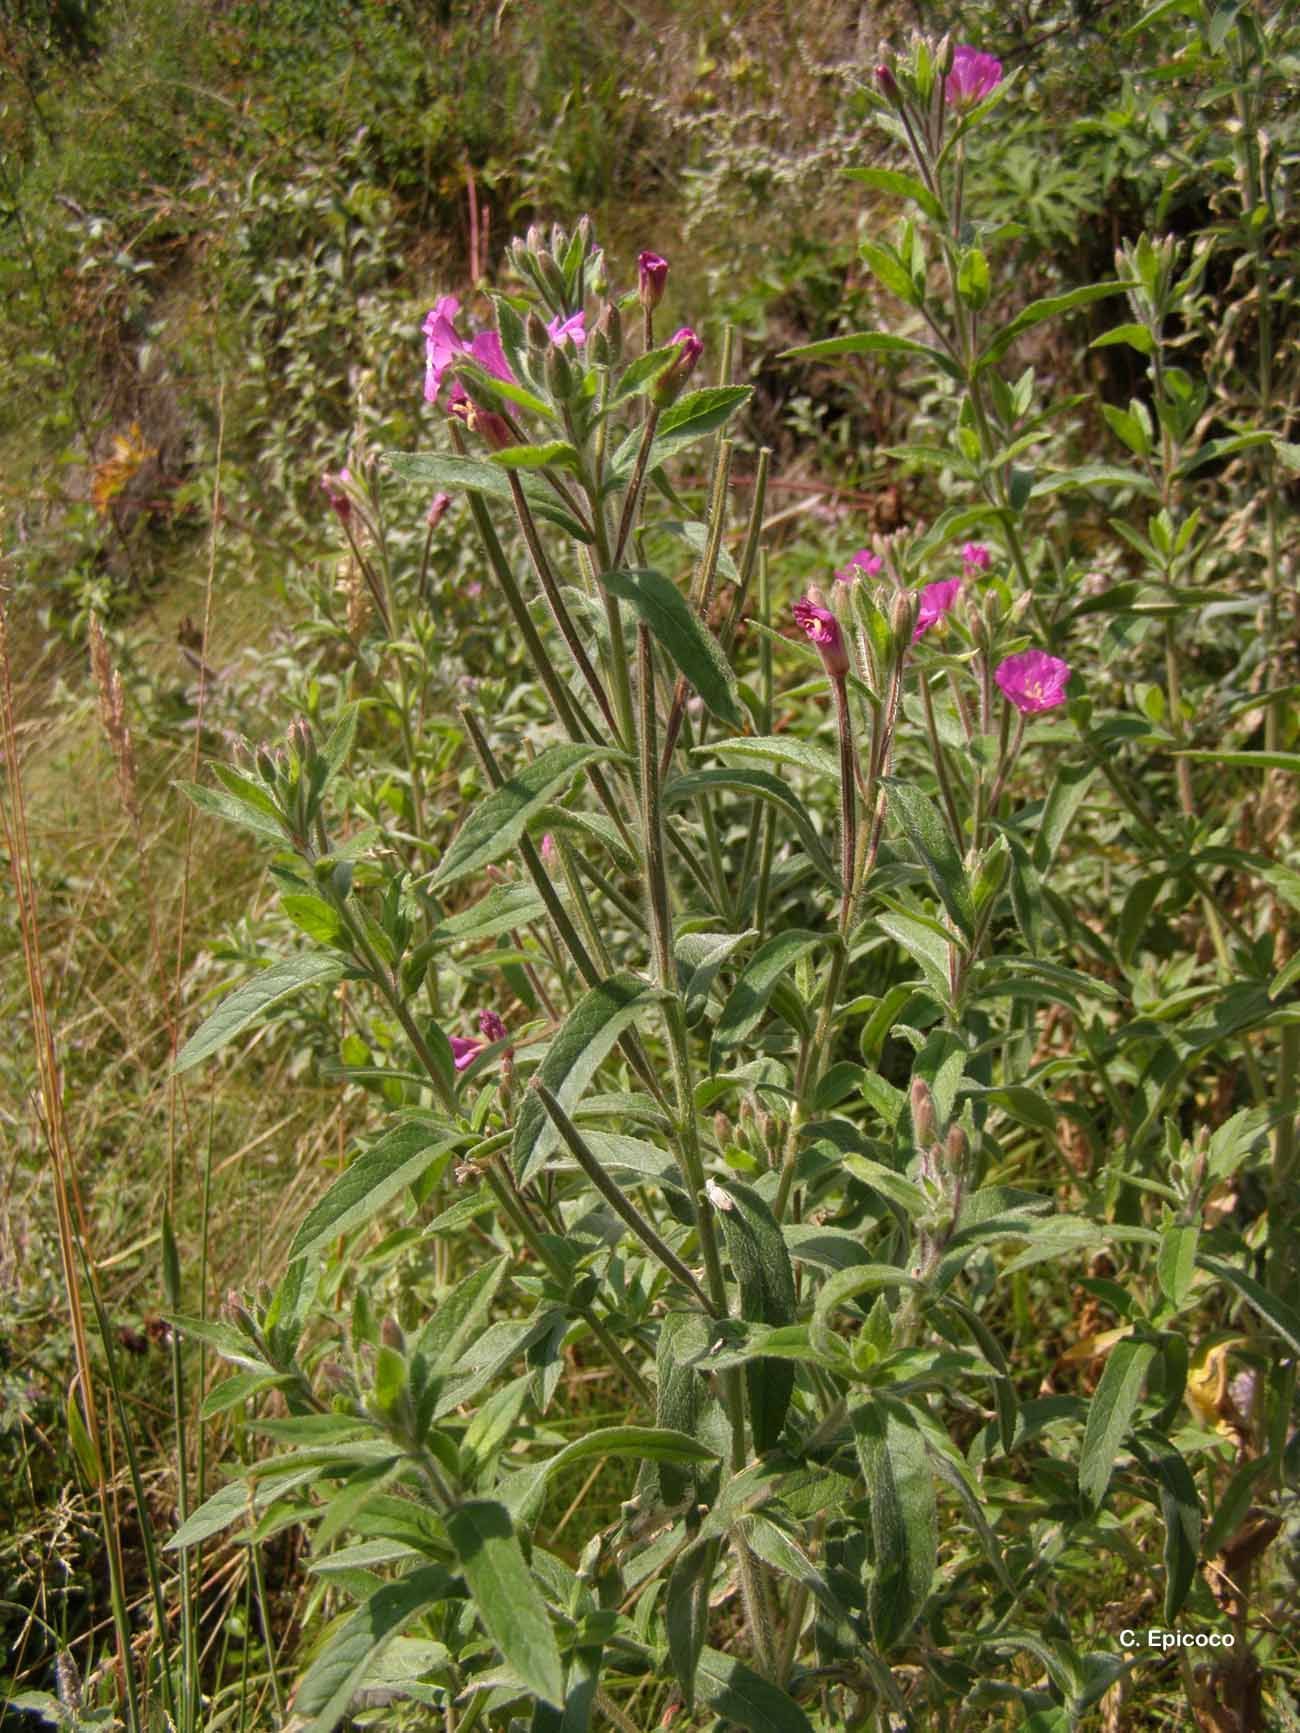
(910, 1076, 937, 1146)
(525, 310, 550, 356)
(255, 744, 277, 786)
(593, 300, 623, 366)
(943, 1124, 967, 1172)
(890, 588, 919, 654)
(638, 250, 669, 312)
(537, 251, 568, 308)
(544, 339, 574, 402)
(874, 62, 900, 105)
(793, 588, 850, 681)
(380, 1316, 405, 1352)
(426, 491, 451, 530)
(650, 326, 703, 408)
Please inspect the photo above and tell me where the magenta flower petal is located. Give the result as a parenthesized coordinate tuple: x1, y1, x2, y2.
(793, 594, 849, 679)
(638, 251, 669, 309)
(467, 329, 516, 383)
(834, 548, 883, 584)
(449, 1035, 483, 1072)
(478, 1008, 508, 1043)
(995, 649, 1071, 714)
(912, 579, 962, 641)
(946, 44, 1003, 107)
(960, 542, 991, 574)
(546, 311, 586, 347)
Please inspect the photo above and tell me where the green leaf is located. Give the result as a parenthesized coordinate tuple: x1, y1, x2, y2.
(844, 165, 945, 222)
(781, 330, 964, 384)
(289, 1125, 461, 1262)
(676, 928, 757, 1027)
(174, 954, 344, 1074)
(602, 567, 740, 725)
(1090, 321, 1155, 356)
(501, 1425, 718, 1524)
(431, 744, 617, 891)
(1078, 1338, 1156, 1508)
(1151, 1447, 1200, 1623)
(1197, 1255, 1300, 1355)
(489, 440, 580, 471)
(883, 778, 974, 937)
(1157, 1223, 1198, 1308)
(608, 341, 681, 405)
(977, 281, 1132, 369)
(717, 1180, 798, 1451)
(649, 385, 753, 467)
(858, 240, 920, 306)
(445, 1501, 564, 1708)
(703, 736, 841, 780)
(168, 1464, 319, 1549)
(180, 778, 285, 843)
(513, 975, 663, 1183)
(663, 769, 839, 890)
(712, 930, 822, 1051)
(384, 452, 590, 541)
(1176, 749, 1300, 774)
(281, 893, 347, 947)
(695, 1647, 814, 1733)
(1029, 462, 1158, 498)
(292, 1564, 455, 1732)
(851, 1399, 937, 1650)
(431, 882, 547, 944)
(875, 908, 952, 1002)
(410, 1253, 511, 1428)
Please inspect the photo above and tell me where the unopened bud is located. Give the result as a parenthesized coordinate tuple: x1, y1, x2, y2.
(910, 1076, 937, 1146)
(544, 340, 573, 401)
(537, 251, 568, 308)
(638, 250, 670, 313)
(713, 1111, 732, 1145)
(380, 1316, 405, 1352)
(255, 744, 277, 785)
(650, 326, 703, 408)
(525, 310, 550, 355)
(289, 717, 314, 760)
(426, 490, 451, 530)
(944, 1124, 967, 1172)
(890, 589, 919, 653)
(875, 63, 900, 105)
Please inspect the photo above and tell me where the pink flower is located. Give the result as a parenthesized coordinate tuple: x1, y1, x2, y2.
(449, 1035, 482, 1072)
(995, 649, 1071, 714)
(638, 251, 669, 310)
(478, 1008, 508, 1043)
(960, 542, 991, 574)
(834, 548, 883, 584)
(427, 491, 451, 529)
(946, 45, 1003, 107)
(421, 298, 517, 406)
(547, 311, 586, 347)
(913, 579, 962, 640)
(793, 591, 849, 680)
(540, 832, 557, 864)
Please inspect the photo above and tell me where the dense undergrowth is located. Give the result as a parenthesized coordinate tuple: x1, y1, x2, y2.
(2, 2, 1299, 1730)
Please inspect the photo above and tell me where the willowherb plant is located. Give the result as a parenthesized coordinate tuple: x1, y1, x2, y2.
(171, 37, 1299, 1733)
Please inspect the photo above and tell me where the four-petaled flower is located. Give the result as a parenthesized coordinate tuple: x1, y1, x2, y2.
(547, 311, 586, 347)
(638, 251, 669, 310)
(995, 649, 1071, 714)
(793, 592, 850, 680)
(960, 542, 991, 574)
(946, 44, 1003, 107)
(913, 579, 962, 640)
(834, 548, 883, 584)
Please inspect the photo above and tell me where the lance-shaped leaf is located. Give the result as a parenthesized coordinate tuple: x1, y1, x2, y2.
(174, 954, 344, 1074)
(446, 1500, 564, 1708)
(1078, 1337, 1156, 1509)
(781, 328, 965, 385)
(291, 1566, 456, 1733)
(851, 1398, 937, 1650)
(512, 974, 663, 1182)
(664, 769, 838, 890)
(610, 386, 753, 475)
(883, 778, 974, 938)
(712, 930, 822, 1052)
(431, 744, 618, 891)
(501, 1425, 718, 1524)
(603, 567, 741, 725)
(976, 281, 1133, 369)
(717, 1180, 798, 1451)
(1197, 1255, 1300, 1355)
(290, 1124, 461, 1263)
(1150, 1446, 1200, 1623)
(385, 451, 590, 540)
(695, 1647, 814, 1733)
(702, 736, 841, 780)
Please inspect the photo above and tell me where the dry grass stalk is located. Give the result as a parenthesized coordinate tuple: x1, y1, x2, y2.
(87, 614, 140, 829)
